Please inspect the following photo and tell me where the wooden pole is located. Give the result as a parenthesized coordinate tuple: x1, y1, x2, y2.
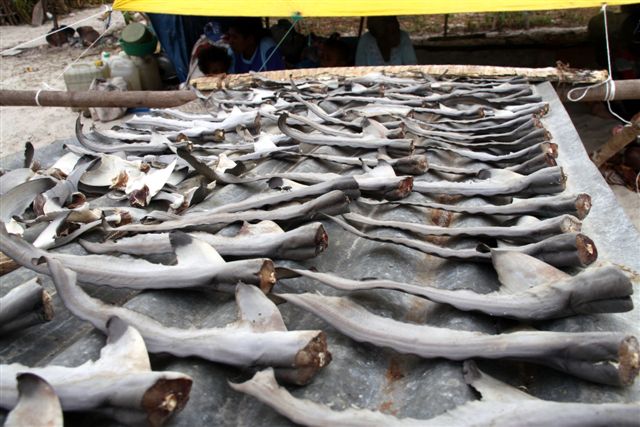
(0, 90, 198, 108)
(357, 17, 364, 38)
(1, 79, 636, 109)
(0, 252, 19, 276)
(443, 14, 449, 37)
(556, 80, 640, 102)
(590, 121, 640, 167)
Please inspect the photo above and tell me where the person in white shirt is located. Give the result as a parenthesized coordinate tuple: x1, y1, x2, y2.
(355, 16, 417, 66)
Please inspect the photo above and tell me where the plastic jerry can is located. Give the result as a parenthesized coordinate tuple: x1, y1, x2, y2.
(131, 55, 162, 90)
(109, 53, 142, 91)
(101, 51, 112, 77)
(63, 61, 109, 112)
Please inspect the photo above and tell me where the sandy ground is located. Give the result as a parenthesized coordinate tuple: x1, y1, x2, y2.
(0, 9, 638, 230)
(0, 7, 125, 152)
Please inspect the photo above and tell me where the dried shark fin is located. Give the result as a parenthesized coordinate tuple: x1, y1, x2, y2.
(79, 154, 144, 188)
(230, 368, 419, 426)
(4, 373, 63, 427)
(23, 142, 35, 169)
(32, 211, 70, 249)
(170, 232, 226, 267)
(277, 265, 633, 321)
(0, 277, 53, 336)
(278, 292, 639, 386)
(125, 159, 177, 207)
(0, 168, 36, 197)
(215, 152, 238, 174)
(232, 365, 640, 427)
(47, 152, 81, 179)
(0, 314, 193, 426)
(175, 146, 216, 182)
(362, 117, 390, 138)
(80, 233, 174, 256)
(99, 316, 152, 370)
(235, 284, 287, 332)
(46, 258, 329, 385)
(169, 232, 275, 292)
(462, 361, 537, 402)
(0, 177, 56, 223)
(82, 222, 326, 262)
(490, 250, 569, 294)
(237, 220, 284, 236)
(1, 221, 274, 291)
(457, 361, 640, 425)
(98, 317, 194, 426)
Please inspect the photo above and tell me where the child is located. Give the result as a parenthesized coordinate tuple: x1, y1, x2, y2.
(197, 45, 232, 75)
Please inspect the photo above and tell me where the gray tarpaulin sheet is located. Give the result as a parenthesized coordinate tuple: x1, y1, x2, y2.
(0, 81, 638, 426)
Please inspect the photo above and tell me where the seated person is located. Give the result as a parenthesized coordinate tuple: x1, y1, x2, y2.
(225, 18, 285, 73)
(295, 33, 322, 69)
(355, 16, 417, 66)
(197, 45, 231, 75)
(270, 18, 307, 67)
(320, 37, 351, 67)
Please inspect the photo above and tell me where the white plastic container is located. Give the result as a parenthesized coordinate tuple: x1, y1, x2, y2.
(101, 51, 112, 77)
(109, 53, 142, 91)
(63, 62, 108, 91)
(131, 55, 162, 90)
(63, 62, 109, 112)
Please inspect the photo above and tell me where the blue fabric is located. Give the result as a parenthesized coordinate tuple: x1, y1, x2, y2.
(229, 37, 285, 74)
(147, 13, 210, 82)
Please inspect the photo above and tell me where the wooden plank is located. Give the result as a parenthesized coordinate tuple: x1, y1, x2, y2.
(0, 252, 19, 276)
(192, 65, 609, 90)
(590, 120, 640, 167)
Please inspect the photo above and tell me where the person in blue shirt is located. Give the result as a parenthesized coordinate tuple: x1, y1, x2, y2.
(225, 18, 285, 74)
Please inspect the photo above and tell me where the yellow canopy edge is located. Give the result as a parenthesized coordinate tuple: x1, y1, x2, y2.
(113, 0, 638, 17)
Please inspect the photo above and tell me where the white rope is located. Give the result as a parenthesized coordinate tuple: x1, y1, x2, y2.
(566, 4, 630, 125)
(34, 88, 43, 106)
(0, 5, 112, 56)
(566, 79, 608, 102)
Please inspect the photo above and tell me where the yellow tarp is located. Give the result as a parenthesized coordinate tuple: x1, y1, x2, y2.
(113, 0, 637, 17)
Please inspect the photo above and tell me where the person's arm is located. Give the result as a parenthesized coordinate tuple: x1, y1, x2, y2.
(400, 31, 417, 65)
